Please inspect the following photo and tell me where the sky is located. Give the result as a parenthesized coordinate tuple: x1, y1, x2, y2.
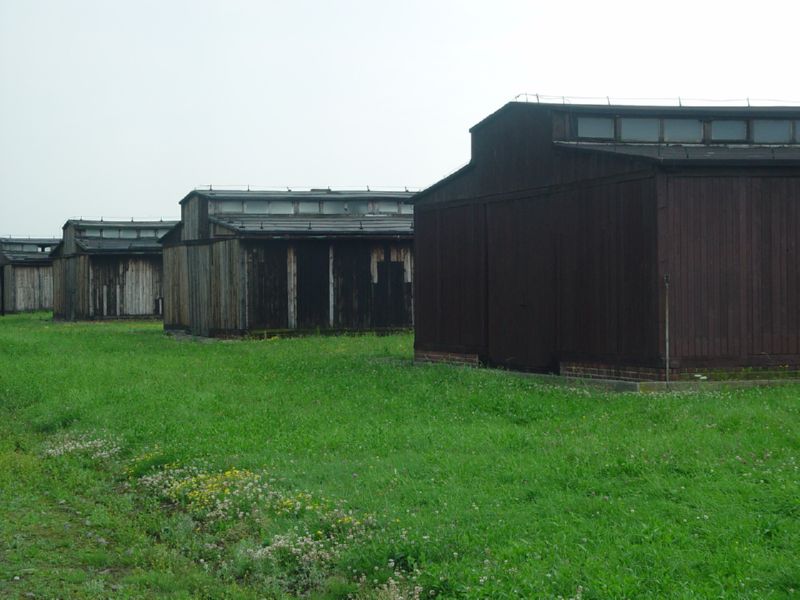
(1, 0, 798, 236)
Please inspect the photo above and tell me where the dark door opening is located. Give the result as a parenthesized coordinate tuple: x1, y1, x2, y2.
(296, 242, 330, 329)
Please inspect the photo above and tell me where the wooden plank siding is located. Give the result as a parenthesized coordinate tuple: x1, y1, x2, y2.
(1, 265, 53, 313)
(210, 239, 243, 334)
(660, 173, 800, 367)
(53, 255, 90, 320)
(186, 245, 212, 335)
(245, 241, 289, 330)
(53, 255, 163, 320)
(416, 175, 659, 372)
(181, 196, 209, 241)
(166, 238, 414, 336)
(163, 245, 189, 329)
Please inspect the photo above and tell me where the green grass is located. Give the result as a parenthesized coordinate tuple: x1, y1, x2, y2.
(1, 312, 799, 598)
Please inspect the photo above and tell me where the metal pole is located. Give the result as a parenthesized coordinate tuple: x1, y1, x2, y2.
(664, 274, 670, 387)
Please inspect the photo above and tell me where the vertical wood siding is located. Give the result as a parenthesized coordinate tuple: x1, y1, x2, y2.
(163, 245, 189, 329)
(187, 245, 211, 335)
(210, 239, 242, 333)
(662, 174, 800, 366)
(295, 241, 330, 329)
(175, 238, 415, 335)
(181, 197, 209, 241)
(415, 176, 659, 371)
(52, 259, 65, 318)
(88, 256, 163, 317)
(53, 256, 90, 320)
(54, 255, 163, 320)
(5, 265, 53, 311)
(1, 265, 12, 313)
(414, 204, 487, 355)
(245, 241, 289, 330)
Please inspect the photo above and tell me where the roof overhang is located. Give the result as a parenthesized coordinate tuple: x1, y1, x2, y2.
(553, 141, 800, 167)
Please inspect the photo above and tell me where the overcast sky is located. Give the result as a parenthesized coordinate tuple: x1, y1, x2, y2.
(1, 0, 798, 236)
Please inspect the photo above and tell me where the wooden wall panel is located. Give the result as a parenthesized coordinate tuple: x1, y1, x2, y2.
(163, 245, 189, 329)
(482, 176, 658, 371)
(210, 239, 241, 333)
(7, 265, 53, 311)
(87, 256, 162, 318)
(187, 245, 211, 335)
(332, 241, 372, 329)
(54, 256, 89, 320)
(296, 241, 329, 329)
(52, 259, 65, 318)
(662, 174, 800, 366)
(414, 204, 486, 355)
(2, 265, 13, 314)
(245, 241, 289, 330)
(181, 196, 209, 242)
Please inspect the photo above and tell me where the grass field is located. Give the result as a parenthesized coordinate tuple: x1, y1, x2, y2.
(0, 313, 798, 599)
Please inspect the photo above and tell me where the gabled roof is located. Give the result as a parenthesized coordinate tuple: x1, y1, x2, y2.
(210, 214, 413, 238)
(57, 219, 179, 256)
(0, 237, 60, 265)
(0, 237, 61, 245)
(0, 251, 54, 265)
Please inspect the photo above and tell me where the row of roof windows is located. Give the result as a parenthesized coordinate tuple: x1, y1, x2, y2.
(77, 228, 171, 239)
(2, 243, 53, 253)
(208, 198, 414, 216)
(575, 116, 800, 144)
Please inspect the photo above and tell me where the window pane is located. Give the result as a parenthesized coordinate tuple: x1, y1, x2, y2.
(216, 200, 242, 213)
(297, 201, 320, 214)
(619, 118, 660, 142)
(752, 120, 792, 143)
(244, 200, 268, 214)
(663, 119, 703, 143)
(711, 120, 747, 141)
(375, 200, 399, 214)
(268, 201, 293, 215)
(84, 228, 101, 237)
(322, 201, 348, 214)
(120, 229, 138, 239)
(577, 117, 614, 139)
(346, 201, 369, 214)
(101, 229, 119, 238)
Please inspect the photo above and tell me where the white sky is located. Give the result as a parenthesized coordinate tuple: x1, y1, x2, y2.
(1, 0, 798, 236)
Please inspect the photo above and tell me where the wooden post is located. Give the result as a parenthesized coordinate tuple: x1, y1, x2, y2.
(664, 273, 670, 386)
(328, 244, 334, 327)
(287, 245, 297, 328)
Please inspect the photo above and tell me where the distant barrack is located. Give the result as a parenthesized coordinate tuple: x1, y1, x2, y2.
(193, 185, 423, 193)
(64, 217, 177, 223)
(514, 93, 800, 107)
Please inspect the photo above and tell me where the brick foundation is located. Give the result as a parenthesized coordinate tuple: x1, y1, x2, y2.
(415, 350, 481, 366)
(560, 361, 800, 382)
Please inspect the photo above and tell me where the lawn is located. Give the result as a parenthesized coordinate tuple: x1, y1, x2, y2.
(0, 313, 798, 599)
